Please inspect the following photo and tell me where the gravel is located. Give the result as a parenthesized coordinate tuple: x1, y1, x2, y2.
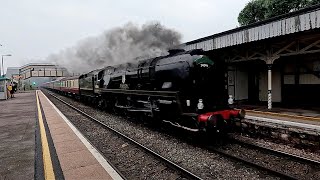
(44, 90, 281, 179)
(235, 134, 320, 161)
(214, 139, 320, 179)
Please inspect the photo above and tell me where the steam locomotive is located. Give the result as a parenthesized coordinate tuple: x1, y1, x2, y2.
(44, 49, 245, 134)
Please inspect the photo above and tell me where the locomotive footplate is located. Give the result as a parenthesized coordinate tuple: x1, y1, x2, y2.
(101, 89, 179, 98)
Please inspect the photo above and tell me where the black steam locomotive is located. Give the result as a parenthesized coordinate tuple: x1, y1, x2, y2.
(45, 49, 245, 134)
(78, 49, 244, 133)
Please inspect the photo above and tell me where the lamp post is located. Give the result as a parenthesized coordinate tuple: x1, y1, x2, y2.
(0, 44, 2, 76)
(1, 54, 12, 77)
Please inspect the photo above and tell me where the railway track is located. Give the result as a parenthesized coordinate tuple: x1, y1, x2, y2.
(206, 138, 320, 180)
(208, 146, 298, 179)
(47, 91, 202, 180)
(233, 138, 320, 167)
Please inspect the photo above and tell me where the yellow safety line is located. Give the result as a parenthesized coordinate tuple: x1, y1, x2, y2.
(245, 109, 320, 122)
(36, 90, 55, 180)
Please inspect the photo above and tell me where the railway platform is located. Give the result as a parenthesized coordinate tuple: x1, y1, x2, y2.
(241, 105, 320, 129)
(237, 105, 320, 147)
(0, 90, 122, 180)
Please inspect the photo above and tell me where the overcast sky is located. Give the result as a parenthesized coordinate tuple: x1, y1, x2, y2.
(0, 0, 249, 72)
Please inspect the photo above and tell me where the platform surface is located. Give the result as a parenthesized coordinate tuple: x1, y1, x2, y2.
(237, 104, 320, 128)
(0, 91, 36, 180)
(242, 104, 320, 118)
(37, 90, 120, 180)
(0, 90, 122, 180)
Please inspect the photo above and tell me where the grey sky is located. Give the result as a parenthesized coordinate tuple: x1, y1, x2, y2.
(0, 0, 249, 72)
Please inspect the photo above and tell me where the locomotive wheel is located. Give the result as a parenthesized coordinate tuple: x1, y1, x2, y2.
(97, 99, 105, 110)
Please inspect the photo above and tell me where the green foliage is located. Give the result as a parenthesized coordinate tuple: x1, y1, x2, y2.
(238, 0, 267, 26)
(265, 0, 306, 18)
(238, 0, 320, 26)
(309, 0, 320, 5)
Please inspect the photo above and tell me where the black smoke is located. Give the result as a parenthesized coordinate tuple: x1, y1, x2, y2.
(47, 22, 182, 73)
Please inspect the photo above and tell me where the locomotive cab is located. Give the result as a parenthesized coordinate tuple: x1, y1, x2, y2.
(180, 54, 227, 112)
(177, 53, 244, 133)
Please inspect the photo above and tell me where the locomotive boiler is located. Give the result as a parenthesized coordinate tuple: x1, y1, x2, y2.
(78, 49, 245, 133)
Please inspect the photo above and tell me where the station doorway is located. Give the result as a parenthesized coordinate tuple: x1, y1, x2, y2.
(280, 55, 320, 107)
(228, 60, 267, 104)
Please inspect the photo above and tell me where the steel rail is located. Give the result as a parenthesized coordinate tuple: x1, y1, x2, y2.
(206, 145, 299, 180)
(232, 139, 320, 167)
(47, 91, 203, 180)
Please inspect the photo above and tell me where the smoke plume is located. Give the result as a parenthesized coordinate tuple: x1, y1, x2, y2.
(47, 22, 182, 73)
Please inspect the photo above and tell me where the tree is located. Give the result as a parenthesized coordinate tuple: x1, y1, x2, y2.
(264, 0, 307, 18)
(238, 0, 320, 26)
(238, 0, 267, 26)
(308, 0, 320, 5)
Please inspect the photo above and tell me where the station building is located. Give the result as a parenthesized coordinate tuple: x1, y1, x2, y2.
(179, 5, 320, 109)
(5, 67, 20, 83)
(18, 63, 68, 90)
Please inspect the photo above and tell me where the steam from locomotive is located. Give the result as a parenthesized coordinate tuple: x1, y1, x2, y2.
(47, 22, 182, 73)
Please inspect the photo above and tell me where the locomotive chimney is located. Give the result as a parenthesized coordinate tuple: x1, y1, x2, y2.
(168, 49, 185, 55)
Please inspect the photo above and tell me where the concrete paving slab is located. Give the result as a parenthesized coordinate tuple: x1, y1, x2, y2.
(49, 127, 74, 137)
(63, 164, 113, 180)
(54, 139, 86, 154)
(49, 122, 70, 130)
(58, 150, 98, 171)
(53, 133, 78, 143)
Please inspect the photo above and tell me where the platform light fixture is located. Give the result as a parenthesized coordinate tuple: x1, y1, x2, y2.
(1, 54, 12, 77)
